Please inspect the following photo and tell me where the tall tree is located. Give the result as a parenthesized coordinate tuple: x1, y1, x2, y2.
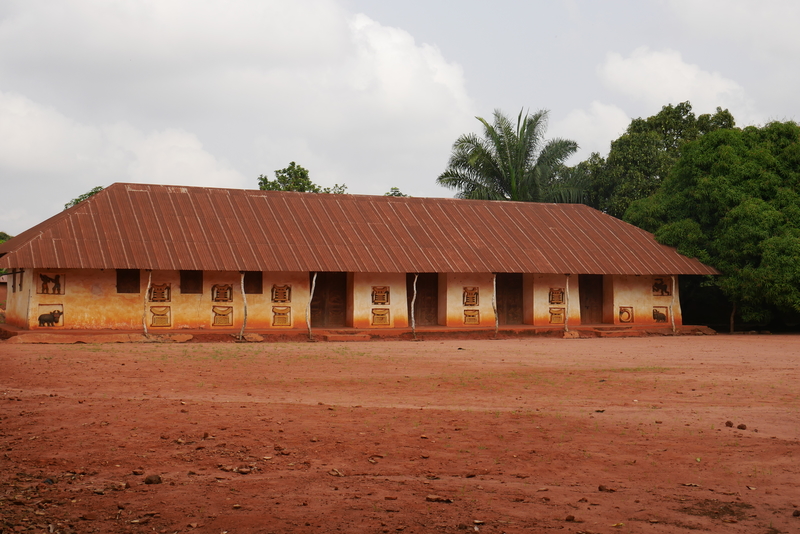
(258, 162, 347, 194)
(0, 231, 12, 244)
(626, 121, 800, 331)
(65, 186, 104, 209)
(585, 102, 735, 218)
(437, 109, 579, 202)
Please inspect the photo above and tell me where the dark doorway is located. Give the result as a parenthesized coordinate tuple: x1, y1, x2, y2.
(310, 272, 347, 327)
(579, 274, 604, 324)
(495, 273, 523, 325)
(407, 273, 439, 326)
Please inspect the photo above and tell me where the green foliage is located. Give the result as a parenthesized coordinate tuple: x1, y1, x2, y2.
(626, 121, 800, 324)
(65, 186, 104, 209)
(384, 187, 408, 197)
(258, 162, 347, 194)
(437, 109, 579, 202)
(0, 231, 12, 275)
(582, 102, 735, 218)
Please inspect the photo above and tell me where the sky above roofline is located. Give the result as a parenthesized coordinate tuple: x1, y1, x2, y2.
(1, 0, 797, 235)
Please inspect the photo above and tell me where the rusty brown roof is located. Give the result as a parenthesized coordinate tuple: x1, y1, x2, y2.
(0, 183, 719, 275)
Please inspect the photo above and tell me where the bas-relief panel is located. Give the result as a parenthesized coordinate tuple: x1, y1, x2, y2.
(548, 288, 564, 305)
(549, 307, 565, 324)
(371, 308, 390, 326)
(212, 284, 233, 302)
(653, 306, 669, 323)
(463, 309, 480, 325)
(212, 306, 233, 326)
(371, 286, 389, 305)
(272, 285, 291, 303)
(150, 306, 171, 327)
(652, 278, 671, 296)
(37, 273, 65, 295)
(37, 304, 64, 327)
(272, 306, 291, 326)
(610, 275, 680, 325)
(149, 284, 171, 302)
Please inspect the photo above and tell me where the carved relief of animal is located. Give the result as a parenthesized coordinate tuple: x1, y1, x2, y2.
(652, 308, 667, 322)
(652, 278, 669, 296)
(38, 310, 63, 327)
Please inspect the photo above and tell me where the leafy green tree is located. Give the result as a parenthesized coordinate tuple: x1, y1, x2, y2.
(324, 183, 348, 195)
(437, 109, 579, 202)
(0, 232, 11, 275)
(258, 162, 347, 194)
(384, 187, 408, 197)
(585, 102, 735, 218)
(65, 186, 104, 209)
(626, 121, 800, 331)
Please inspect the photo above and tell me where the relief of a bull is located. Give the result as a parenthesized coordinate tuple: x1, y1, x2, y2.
(38, 310, 63, 327)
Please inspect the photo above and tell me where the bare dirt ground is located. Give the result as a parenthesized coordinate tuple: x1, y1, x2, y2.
(1, 335, 798, 534)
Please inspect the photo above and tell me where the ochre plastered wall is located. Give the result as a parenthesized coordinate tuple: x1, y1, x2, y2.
(9, 268, 683, 330)
(437, 273, 496, 327)
(145, 270, 311, 331)
(19, 269, 313, 331)
(609, 275, 682, 326)
(248, 272, 310, 330)
(531, 274, 581, 326)
(24, 269, 141, 329)
(5, 270, 31, 328)
(347, 273, 409, 328)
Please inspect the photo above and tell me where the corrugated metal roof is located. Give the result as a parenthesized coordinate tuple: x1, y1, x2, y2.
(0, 183, 719, 275)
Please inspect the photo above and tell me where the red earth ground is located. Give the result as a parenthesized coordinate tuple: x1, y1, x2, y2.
(1, 335, 798, 534)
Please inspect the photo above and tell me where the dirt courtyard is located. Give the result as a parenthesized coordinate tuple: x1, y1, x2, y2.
(1, 335, 798, 534)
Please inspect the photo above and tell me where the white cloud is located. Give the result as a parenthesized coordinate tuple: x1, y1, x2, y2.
(0, 91, 248, 232)
(0, 1, 477, 233)
(598, 47, 761, 124)
(551, 102, 630, 160)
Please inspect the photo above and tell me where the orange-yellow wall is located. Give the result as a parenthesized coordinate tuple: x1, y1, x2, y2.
(347, 273, 409, 328)
(144, 270, 312, 331)
(4, 271, 32, 328)
(438, 273, 496, 327)
(607, 275, 682, 326)
(40, 269, 142, 329)
(530, 274, 581, 326)
(248, 272, 310, 330)
(15, 269, 313, 331)
(6, 269, 683, 330)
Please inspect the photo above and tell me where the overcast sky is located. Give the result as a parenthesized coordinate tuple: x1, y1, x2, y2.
(1, 0, 798, 235)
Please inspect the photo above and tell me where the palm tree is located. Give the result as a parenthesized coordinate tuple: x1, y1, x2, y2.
(437, 109, 580, 202)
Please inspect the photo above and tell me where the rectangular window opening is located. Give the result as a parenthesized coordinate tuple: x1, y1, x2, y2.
(244, 271, 263, 294)
(180, 270, 203, 294)
(116, 269, 141, 293)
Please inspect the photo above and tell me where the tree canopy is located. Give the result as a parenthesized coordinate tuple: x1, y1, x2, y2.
(65, 186, 105, 209)
(0, 231, 12, 243)
(626, 120, 800, 327)
(437, 109, 579, 202)
(258, 162, 347, 194)
(384, 187, 408, 197)
(584, 102, 735, 217)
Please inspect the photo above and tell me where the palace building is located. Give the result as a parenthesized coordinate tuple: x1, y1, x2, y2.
(0, 183, 717, 335)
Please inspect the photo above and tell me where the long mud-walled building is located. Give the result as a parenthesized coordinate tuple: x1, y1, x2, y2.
(0, 183, 718, 333)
